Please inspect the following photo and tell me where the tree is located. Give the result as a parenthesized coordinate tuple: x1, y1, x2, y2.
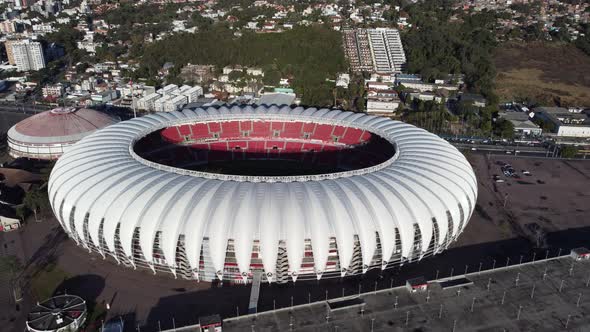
(228, 70, 245, 82)
(494, 118, 515, 139)
(560, 146, 579, 158)
(188, 13, 214, 31)
(22, 186, 50, 222)
(533, 117, 556, 132)
(263, 70, 281, 86)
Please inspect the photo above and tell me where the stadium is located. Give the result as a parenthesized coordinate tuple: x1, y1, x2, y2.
(48, 105, 477, 283)
(7, 107, 119, 160)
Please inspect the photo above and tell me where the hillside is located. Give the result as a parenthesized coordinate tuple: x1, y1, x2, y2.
(494, 42, 590, 106)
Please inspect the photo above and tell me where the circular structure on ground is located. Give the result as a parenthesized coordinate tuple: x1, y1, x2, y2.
(48, 105, 477, 283)
(7, 107, 119, 160)
(26, 294, 87, 332)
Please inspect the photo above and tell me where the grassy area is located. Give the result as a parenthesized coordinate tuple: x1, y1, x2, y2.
(494, 42, 590, 106)
(30, 263, 69, 301)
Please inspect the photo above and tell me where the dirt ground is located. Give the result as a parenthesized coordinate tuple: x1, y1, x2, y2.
(494, 42, 590, 106)
(456, 153, 590, 249)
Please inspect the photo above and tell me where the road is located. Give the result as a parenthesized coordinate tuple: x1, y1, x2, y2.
(0, 102, 52, 115)
(452, 142, 550, 157)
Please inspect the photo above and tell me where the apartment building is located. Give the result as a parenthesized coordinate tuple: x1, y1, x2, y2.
(10, 40, 46, 72)
(367, 28, 406, 74)
(139, 84, 203, 112)
(342, 28, 406, 74)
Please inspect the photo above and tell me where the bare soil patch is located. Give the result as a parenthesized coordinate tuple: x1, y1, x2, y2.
(494, 42, 590, 106)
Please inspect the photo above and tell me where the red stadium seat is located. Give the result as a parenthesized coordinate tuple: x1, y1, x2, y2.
(251, 121, 271, 138)
(270, 121, 283, 131)
(209, 142, 228, 151)
(265, 140, 285, 150)
(239, 121, 252, 133)
(311, 124, 333, 141)
(228, 141, 248, 149)
(208, 122, 221, 134)
(249, 140, 265, 153)
(332, 125, 346, 137)
(302, 122, 316, 134)
(322, 145, 340, 151)
(220, 121, 240, 138)
(302, 143, 322, 152)
(284, 142, 303, 152)
(283, 122, 303, 138)
(178, 125, 191, 136)
(190, 123, 210, 140)
(340, 128, 363, 144)
(360, 131, 371, 142)
(161, 127, 183, 143)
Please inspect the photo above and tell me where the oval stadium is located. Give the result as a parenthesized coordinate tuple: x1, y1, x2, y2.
(47, 105, 477, 283)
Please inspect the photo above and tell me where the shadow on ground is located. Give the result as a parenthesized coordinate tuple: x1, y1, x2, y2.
(53, 274, 105, 300)
(140, 225, 590, 331)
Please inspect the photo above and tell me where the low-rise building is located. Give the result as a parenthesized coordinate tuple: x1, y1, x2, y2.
(165, 95, 188, 112)
(405, 91, 445, 103)
(246, 67, 264, 77)
(499, 111, 542, 137)
(458, 93, 486, 108)
(42, 83, 65, 99)
(336, 73, 350, 88)
(182, 86, 203, 103)
(366, 90, 401, 114)
(90, 90, 117, 105)
(137, 92, 161, 111)
(533, 107, 590, 137)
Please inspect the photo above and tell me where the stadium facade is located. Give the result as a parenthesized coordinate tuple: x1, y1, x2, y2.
(7, 107, 119, 160)
(48, 105, 477, 283)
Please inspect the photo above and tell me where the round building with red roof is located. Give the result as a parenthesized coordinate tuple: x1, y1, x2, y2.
(7, 107, 119, 160)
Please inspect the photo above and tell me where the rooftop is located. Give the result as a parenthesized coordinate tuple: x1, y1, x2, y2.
(8, 107, 119, 144)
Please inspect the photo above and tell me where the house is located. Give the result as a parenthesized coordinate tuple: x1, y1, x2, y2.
(336, 73, 350, 88)
(498, 112, 542, 137)
(458, 93, 486, 108)
(405, 91, 445, 103)
(199, 314, 222, 332)
(222, 65, 244, 75)
(571, 248, 590, 261)
(246, 67, 264, 77)
(0, 205, 20, 232)
(366, 81, 392, 91)
(406, 276, 428, 293)
(42, 83, 65, 99)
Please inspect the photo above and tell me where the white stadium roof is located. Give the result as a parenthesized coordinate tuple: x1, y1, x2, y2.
(48, 105, 477, 282)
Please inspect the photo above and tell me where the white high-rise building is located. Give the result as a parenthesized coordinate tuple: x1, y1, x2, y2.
(11, 40, 46, 72)
(367, 28, 406, 74)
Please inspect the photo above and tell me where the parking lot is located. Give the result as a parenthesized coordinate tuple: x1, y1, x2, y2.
(455, 153, 590, 249)
(222, 255, 590, 331)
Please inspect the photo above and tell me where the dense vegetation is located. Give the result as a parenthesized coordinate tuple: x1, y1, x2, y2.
(136, 25, 347, 106)
(575, 24, 590, 56)
(402, 1, 499, 105)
